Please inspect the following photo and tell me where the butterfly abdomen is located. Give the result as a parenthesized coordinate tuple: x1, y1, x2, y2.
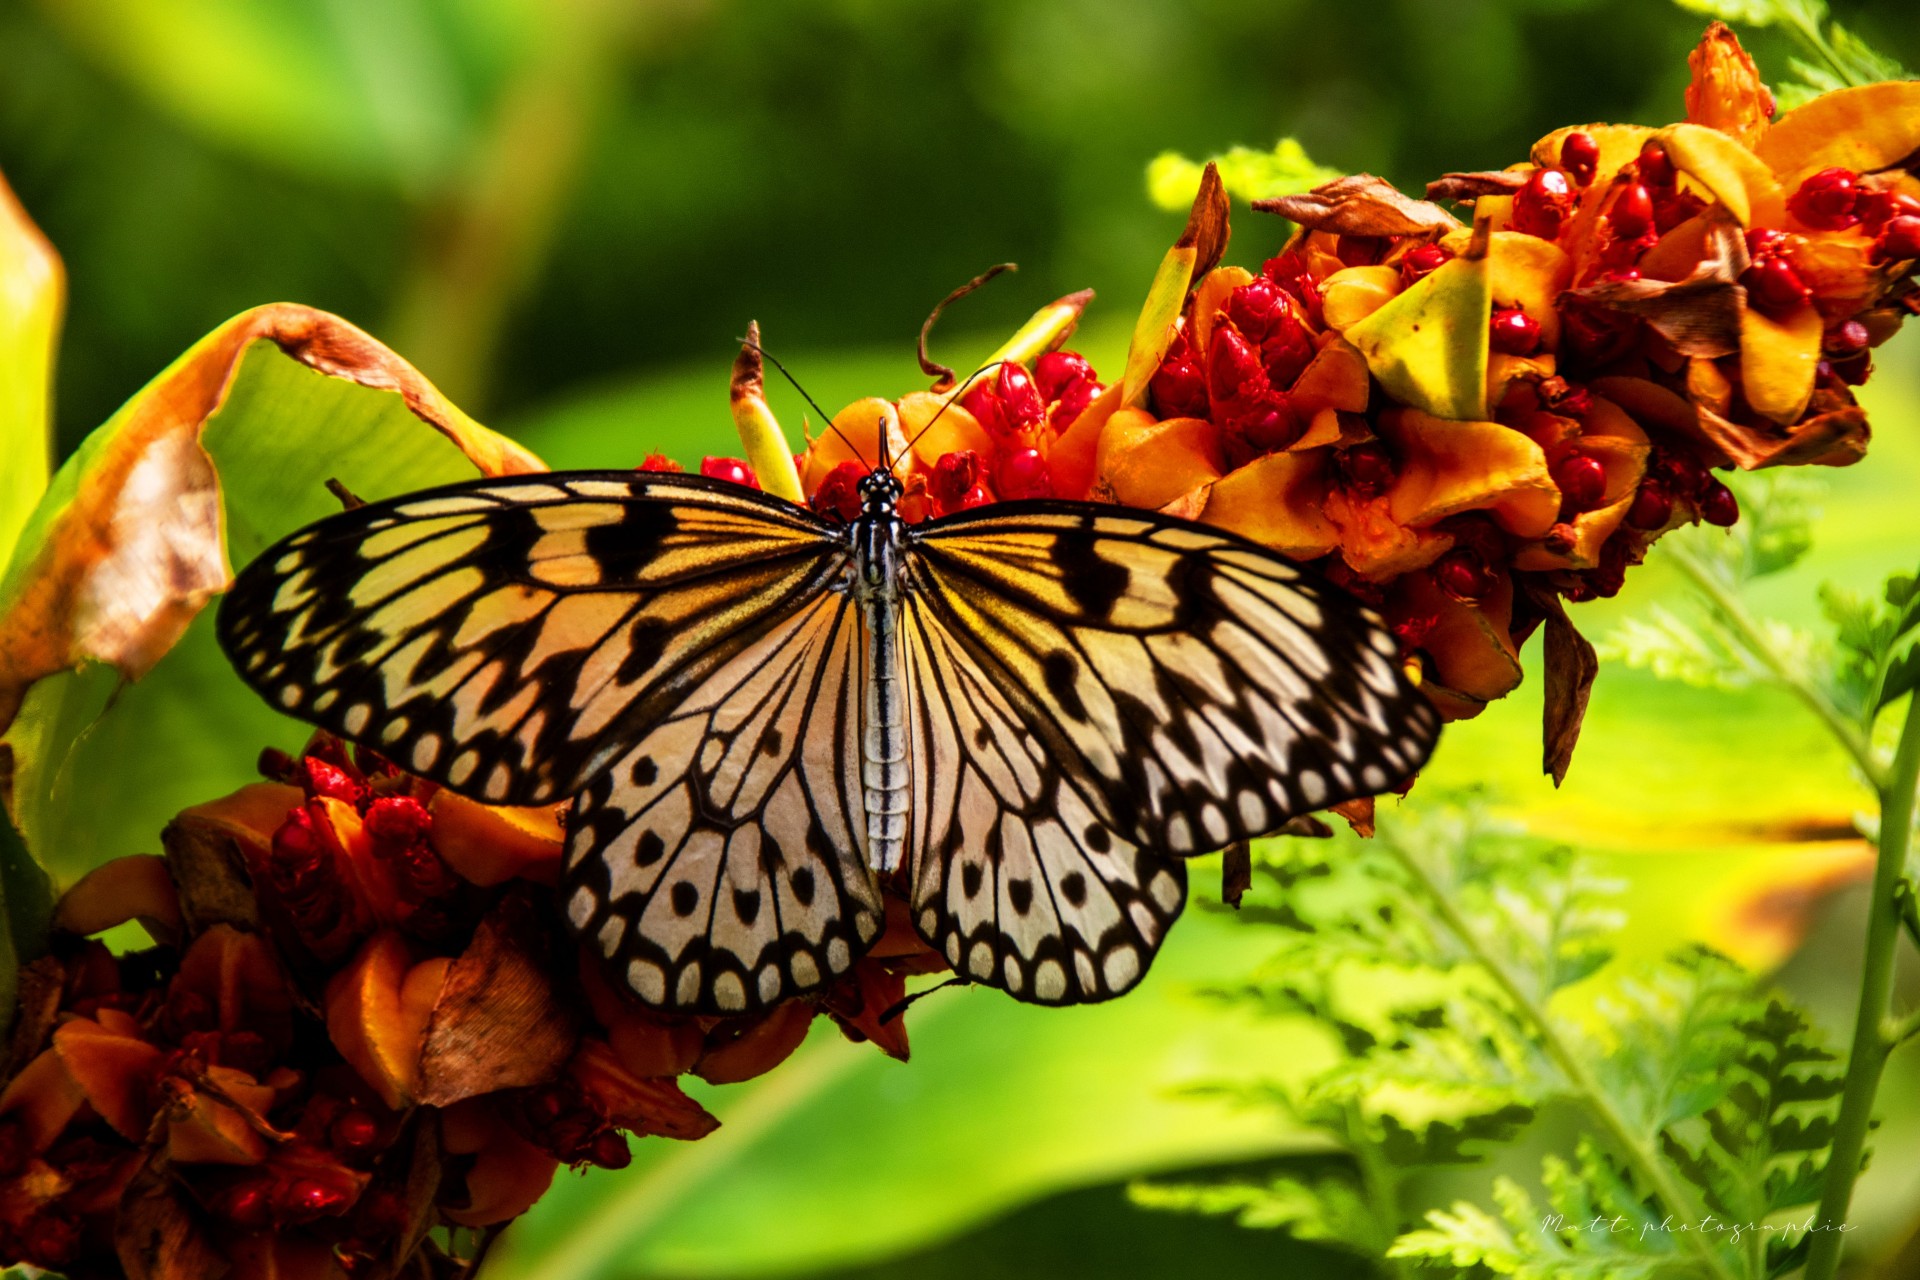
(851, 497, 911, 874)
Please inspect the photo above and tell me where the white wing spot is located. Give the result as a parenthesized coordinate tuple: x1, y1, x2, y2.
(968, 941, 995, 978)
(342, 703, 370, 736)
(827, 938, 850, 972)
(1150, 871, 1181, 913)
(675, 966, 701, 1006)
(713, 972, 747, 1012)
(1362, 763, 1388, 791)
(758, 967, 782, 1003)
(629, 960, 666, 1004)
(449, 750, 478, 786)
(1002, 956, 1025, 993)
(1102, 946, 1140, 991)
(278, 685, 303, 708)
(790, 953, 820, 988)
(1298, 770, 1327, 806)
(567, 887, 596, 929)
(1034, 959, 1067, 1002)
(597, 917, 624, 952)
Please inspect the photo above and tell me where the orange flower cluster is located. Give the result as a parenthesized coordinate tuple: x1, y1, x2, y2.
(0, 735, 939, 1278)
(784, 24, 1918, 776)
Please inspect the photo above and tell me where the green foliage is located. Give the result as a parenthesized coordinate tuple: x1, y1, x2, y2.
(1671, 0, 1911, 108)
(1134, 804, 1846, 1279)
(1146, 138, 1342, 212)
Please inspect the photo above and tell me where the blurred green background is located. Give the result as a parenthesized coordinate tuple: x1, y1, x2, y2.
(6, 0, 1920, 1276)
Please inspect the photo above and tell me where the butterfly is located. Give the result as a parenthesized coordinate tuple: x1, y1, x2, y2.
(217, 461, 1440, 1015)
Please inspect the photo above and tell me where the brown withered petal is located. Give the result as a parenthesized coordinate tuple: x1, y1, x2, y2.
(822, 962, 911, 1062)
(116, 1161, 224, 1280)
(569, 1040, 720, 1142)
(1695, 403, 1871, 469)
(438, 1100, 558, 1229)
(1426, 171, 1529, 204)
(1526, 584, 1600, 786)
(1569, 271, 1744, 358)
(162, 783, 307, 934)
(1257, 175, 1463, 238)
(1180, 162, 1233, 283)
(416, 893, 580, 1108)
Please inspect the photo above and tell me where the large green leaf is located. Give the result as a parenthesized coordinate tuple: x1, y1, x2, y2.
(0, 305, 541, 880)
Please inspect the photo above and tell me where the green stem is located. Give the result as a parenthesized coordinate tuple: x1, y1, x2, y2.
(1668, 547, 1884, 790)
(1380, 837, 1742, 1280)
(1803, 693, 1920, 1280)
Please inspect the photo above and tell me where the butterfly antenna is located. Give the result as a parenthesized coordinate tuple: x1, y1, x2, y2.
(742, 334, 869, 467)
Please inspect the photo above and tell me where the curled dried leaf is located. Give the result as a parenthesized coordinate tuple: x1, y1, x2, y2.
(1257, 175, 1463, 237)
(1426, 171, 1528, 204)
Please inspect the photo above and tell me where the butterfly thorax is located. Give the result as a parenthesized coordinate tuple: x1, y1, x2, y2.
(845, 469, 911, 874)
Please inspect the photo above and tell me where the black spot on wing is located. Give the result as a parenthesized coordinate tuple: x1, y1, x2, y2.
(1051, 522, 1129, 616)
(671, 881, 700, 917)
(618, 619, 671, 685)
(733, 887, 762, 926)
(1008, 879, 1033, 914)
(791, 866, 816, 907)
(1041, 650, 1086, 722)
(583, 502, 679, 579)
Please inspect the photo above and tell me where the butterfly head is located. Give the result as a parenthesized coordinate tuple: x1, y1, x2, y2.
(856, 467, 902, 517)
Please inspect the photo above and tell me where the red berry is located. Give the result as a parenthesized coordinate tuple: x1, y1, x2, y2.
(809, 460, 866, 523)
(330, 1108, 381, 1156)
(995, 362, 1045, 433)
(1433, 549, 1499, 603)
(1337, 441, 1396, 497)
(698, 457, 758, 488)
(301, 758, 363, 805)
(635, 451, 682, 473)
(1226, 276, 1284, 336)
(1489, 308, 1542, 356)
(1699, 480, 1739, 527)
(1033, 350, 1093, 401)
(1637, 141, 1675, 188)
(929, 451, 991, 515)
(1261, 251, 1325, 326)
(1148, 335, 1210, 419)
(1742, 256, 1811, 317)
(1048, 375, 1100, 431)
(1874, 215, 1920, 263)
(224, 1181, 275, 1229)
(363, 795, 431, 847)
(1655, 450, 1711, 500)
(959, 383, 1005, 435)
(1611, 184, 1654, 240)
(1260, 313, 1316, 388)
(1512, 168, 1576, 240)
(279, 1176, 351, 1220)
(1788, 167, 1860, 231)
(993, 447, 1052, 500)
(1561, 132, 1600, 186)
(1858, 189, 1920, 234)
(1232, 397, 1301, 452)
(1745, 227, 1788, 259)
(1552, 453, 1608, 512)
(1823, 320, 1871, 358)
(1399, 243, 1451, 286)
(1625, 483, 1674, 530)
(1208, 326, 1269, 405)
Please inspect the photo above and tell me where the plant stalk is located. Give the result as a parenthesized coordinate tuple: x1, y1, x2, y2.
(1668, 546, 1884, 790)
(1380, 836, 1742, 1280)
(1803, 692, 1920, 1280)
